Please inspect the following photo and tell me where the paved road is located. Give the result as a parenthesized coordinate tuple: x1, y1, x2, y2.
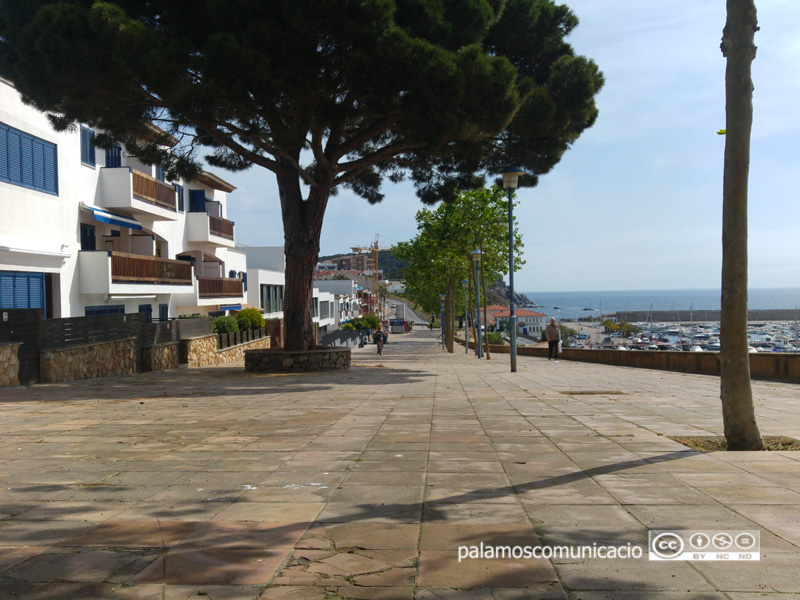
(1, 329, 799, 598)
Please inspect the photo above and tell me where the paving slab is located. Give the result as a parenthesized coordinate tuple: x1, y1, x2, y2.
(1, 329, 799, 597)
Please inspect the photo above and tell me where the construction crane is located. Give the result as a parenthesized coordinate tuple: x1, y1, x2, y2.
(351, 234, 392, 320)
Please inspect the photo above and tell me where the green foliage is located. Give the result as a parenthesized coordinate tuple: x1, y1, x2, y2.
(341, 322, 356, 330)
(395, 187, 524, 316)
(212, 316, 238, 334)
(358, 314, 381, 330)
(0, 1, 602, 349)
(331, 273, 350, 280)
(487, 332, 504, 345)
(235, 308, 265, 331)
(377, 250, 409, 280)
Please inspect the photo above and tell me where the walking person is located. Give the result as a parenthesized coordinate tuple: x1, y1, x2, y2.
(546, 317, 561, 362)
(372, 328, 384, 355)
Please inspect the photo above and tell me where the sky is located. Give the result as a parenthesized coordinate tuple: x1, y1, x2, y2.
(222, 0, 800, 293)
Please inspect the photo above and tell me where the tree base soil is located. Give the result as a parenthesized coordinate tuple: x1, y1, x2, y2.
(671, 435, 800, 452)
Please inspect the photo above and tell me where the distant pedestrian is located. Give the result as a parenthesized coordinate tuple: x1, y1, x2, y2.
(546, 317, 561, 362)
(372, 328, 384, 355)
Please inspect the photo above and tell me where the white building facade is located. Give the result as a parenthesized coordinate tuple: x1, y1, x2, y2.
(0, 80, 247, 320)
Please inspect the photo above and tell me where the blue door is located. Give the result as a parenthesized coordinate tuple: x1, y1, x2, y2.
(105, 145, 121, 168)
(138, 304, 153, 323)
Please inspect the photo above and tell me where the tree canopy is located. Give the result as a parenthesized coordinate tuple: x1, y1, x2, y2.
(0, 0, 603, 350)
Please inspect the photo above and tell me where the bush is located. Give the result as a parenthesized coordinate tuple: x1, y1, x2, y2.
(359, 314, 381, 329)
(236, 308, 265, 331)
(487, 332, 504, 345)
(341, 322, 356, 330)
(212, 315, 238, 334)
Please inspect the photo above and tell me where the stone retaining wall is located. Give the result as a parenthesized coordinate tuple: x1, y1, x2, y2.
(40, 338, 137, 383)
(245, 347, 351, 372)
(181, 334, 272, 367)
(0, 342, 22, 387)
(142, 343, 179, 372)
(455, 337, 800, 383)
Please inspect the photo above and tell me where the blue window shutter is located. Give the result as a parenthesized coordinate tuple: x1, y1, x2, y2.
(229, 270, 236, 279)
(43, 143, 57, 194)
(20, 134, 34, 187)
(241, 272, 248, 292)
(8, 129, 22, 184)
(32, 140, 45, 190)
(105, 145, 121, 168)
(0, 273, 14, 308)
(155, 164, 165, 181)
(13, 274, 29, 308)
(188, 189, 206, 212)
(28, 274, 44, 309)
(0, 124, 8, 181)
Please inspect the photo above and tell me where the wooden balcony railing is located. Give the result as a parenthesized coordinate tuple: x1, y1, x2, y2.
(209, 215, 235, 240)
(111, 251, 193, 285)
(198, 276, 244, 298)
(132, 170, 177, 211)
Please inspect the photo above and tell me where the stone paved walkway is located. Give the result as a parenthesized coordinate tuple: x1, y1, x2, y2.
(1, 329, 799, 599)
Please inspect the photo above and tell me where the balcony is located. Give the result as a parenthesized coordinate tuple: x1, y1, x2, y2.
(186, 212, 236, 247)
(79, 250, 194, 296)
(197, 276, 244, 298)
(99, 167, 179, 221)
(111, 252, 192, 284)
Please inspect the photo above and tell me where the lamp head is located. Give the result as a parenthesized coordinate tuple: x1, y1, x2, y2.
(461, 279, 469, 289)
(500, 165, 524, 190)
(470, 249, 483, 262)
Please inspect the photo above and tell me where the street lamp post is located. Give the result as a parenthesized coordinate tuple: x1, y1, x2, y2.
(462, 279, 469, 354)
(500, 165, 524, 373)
(471, 249, 483, 358)
(439, 293, 446, 350)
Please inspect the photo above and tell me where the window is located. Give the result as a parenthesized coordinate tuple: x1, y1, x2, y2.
(0, 121, 58, 195)
(159, 304, 169, 321)
(80, 126, 96, 166)
(105, 145, 121, 168)
(313, 298, 319, 318)
(260, 284, 285, 313)
(155, 164, 165, 181)
(0, 271, 45, 314)
(174, 184, 185, 212)
(320, 301, 330, 320)
(138, 304, 153, 324)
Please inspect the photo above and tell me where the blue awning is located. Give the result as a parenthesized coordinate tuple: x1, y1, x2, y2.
(80, 203, 142, 230)
(220, 304, 242, 311)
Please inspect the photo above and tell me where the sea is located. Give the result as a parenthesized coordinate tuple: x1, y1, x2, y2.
(522, 288, 800, 322)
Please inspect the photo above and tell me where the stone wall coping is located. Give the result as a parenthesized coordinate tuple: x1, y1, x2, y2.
(142, 341, 180, 349)
(245, 346, 350, 355)
(41, 336, 138, 353)
(0, 341, 22, 348)
(180, 333, 218, 342)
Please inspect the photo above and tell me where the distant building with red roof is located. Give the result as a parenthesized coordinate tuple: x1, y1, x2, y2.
(492, 309, 547, 337)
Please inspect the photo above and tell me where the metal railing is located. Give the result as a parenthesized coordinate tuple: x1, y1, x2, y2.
(209, 215, 235, 239)
(132, 170, 177, 211)
(197, 276, 244, 298)
(111, 251, 192, 284)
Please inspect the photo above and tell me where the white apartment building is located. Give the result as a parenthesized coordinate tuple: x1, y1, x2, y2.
(243, 246, 354, 334)
(0, 80, 247, 320)
(313, 279, 363, 325)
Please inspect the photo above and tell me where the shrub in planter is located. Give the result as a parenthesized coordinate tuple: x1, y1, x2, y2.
(236, 308, 265, 331)
(487, 332, 504, 345)
(212, 315, 238, 334)
(341, 322, 356, 330)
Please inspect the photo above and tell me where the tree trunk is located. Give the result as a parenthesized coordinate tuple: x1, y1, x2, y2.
(480, 260, 491, 359)
(719, 0, 764, 451)
(445, 281, 455, 353)
(469, 268, 479, 355)
(277, 168, 329, 352)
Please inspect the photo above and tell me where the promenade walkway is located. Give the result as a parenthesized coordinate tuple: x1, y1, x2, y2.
(1, 329, 799, 599)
